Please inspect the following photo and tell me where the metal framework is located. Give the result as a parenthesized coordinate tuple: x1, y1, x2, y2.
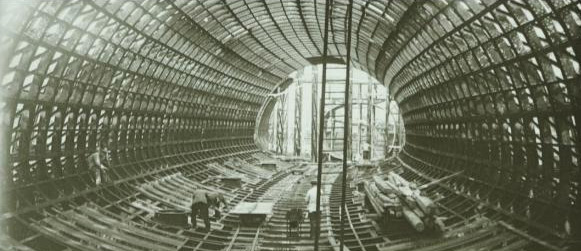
(312, 65, 319, 162)
(0, 0, 579, 250)
(366, 78, 374, 159)
(294, 71, 302, 156)
(276, 92, 286, 155)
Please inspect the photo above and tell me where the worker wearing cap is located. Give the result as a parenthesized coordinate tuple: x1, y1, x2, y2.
(305, 179, 320, 239)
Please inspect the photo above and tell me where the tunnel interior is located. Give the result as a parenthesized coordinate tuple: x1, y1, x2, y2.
(0, 0, 580, 250)
(257, 64, 403, 160)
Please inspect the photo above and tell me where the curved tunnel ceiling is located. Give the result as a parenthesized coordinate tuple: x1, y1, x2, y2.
(0, 0, 580, 249)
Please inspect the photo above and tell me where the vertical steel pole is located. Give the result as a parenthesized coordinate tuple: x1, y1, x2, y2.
(340, 0, 353, 250)
(357, 83, 363, 158)
(295, 70, 303, 156)
(315, 0, 331, 249)
(312, 65, 318, 161)
(385, 96, 391, 157)
(277, 93, 286, 154)
(367, 80, 372, 159)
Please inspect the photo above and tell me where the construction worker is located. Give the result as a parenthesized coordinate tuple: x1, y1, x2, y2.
(88, 144, 110, 185)
(305, 180, 320, 239)
(207, 192, 228, 218)
(191, 189, 211, 231)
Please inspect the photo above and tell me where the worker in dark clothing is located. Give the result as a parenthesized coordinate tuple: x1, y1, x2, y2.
(207, 192, 228, 218)
(87, 145, 110, 185)
(191, 189, 210, 231)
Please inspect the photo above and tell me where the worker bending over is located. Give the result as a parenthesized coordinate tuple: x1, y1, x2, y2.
(191, 190, 228, 231)
(207, 192, 228, 218)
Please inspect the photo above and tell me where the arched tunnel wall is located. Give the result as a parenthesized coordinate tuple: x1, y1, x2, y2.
(0, 0, 276, 223)
(0, 0, 579, 245)
(384, 1, 581, 235)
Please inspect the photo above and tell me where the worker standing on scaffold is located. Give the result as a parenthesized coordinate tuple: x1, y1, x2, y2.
(88, 142, 110, 185)
(305, 180, 320, 239)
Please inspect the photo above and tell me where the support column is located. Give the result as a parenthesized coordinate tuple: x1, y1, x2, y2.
(340, 1, 353, 250)
(295, 71, 303, 156)
(276, 89, 286, 155)
(358, 82, 363, 159)
(312, 65, 318, 161)
(385, 95, 391, 158)
(331, 111, 336, 151)
(366, 81, 372, 160)
(269, 105, 276, 151)
(315, 0, 331, 249)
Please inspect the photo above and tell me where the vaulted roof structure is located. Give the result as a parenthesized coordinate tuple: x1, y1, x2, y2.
(0, 0, 579, 250)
